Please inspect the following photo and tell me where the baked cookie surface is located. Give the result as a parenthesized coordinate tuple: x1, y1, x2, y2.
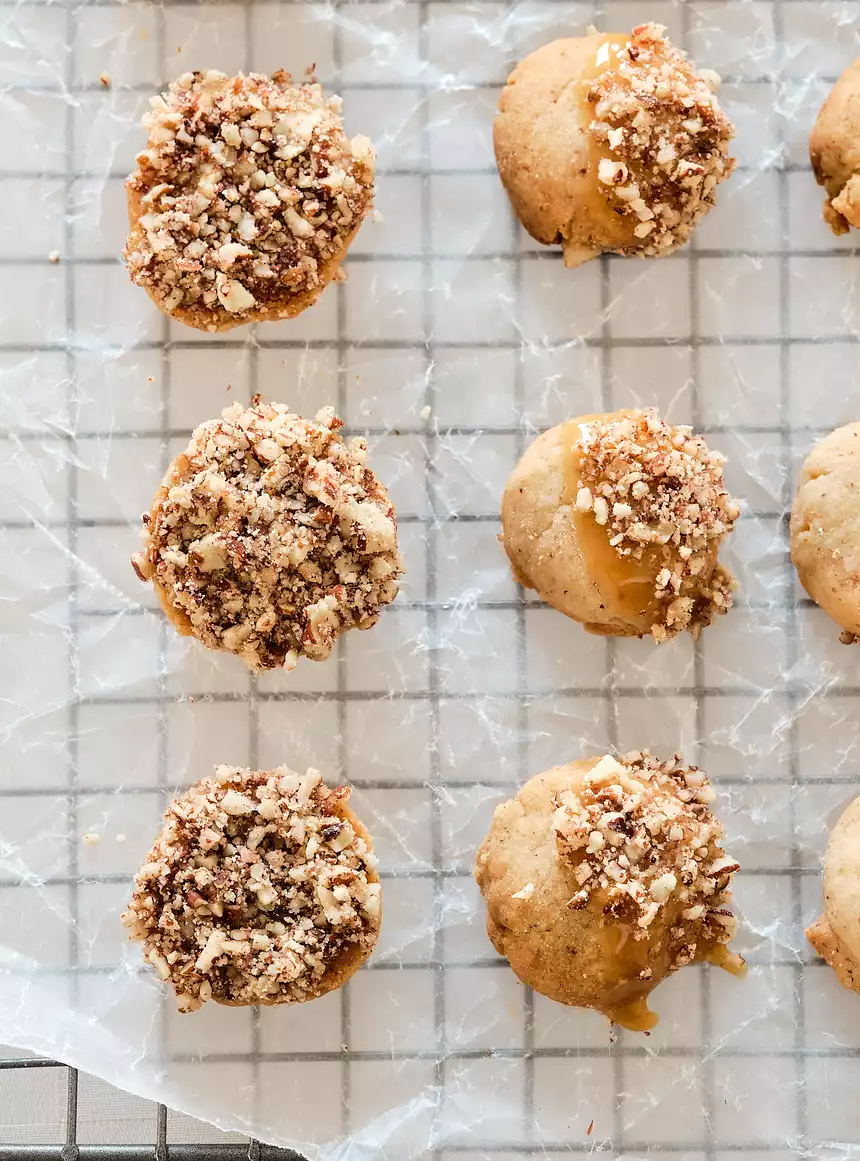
(501, 408, 739, 642)
(124, 69, 374, 330)
(123, 765, 381, 1011)
(791, 421, 860, 641)
(475, 753, 743, 1030)
(132, 397, 403, 671)
(810, 58, 860, 236)
(807, 794, 860, 995)
(494, 22, 734, 267)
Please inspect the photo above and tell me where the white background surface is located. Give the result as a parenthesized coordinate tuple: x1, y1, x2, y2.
(4, 0, 860, 1156)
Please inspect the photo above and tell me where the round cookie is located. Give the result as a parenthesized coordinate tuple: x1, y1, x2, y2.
(494, 22, 735, 267)
(474, 753, 743, 1030)
(791, 421, 860, 642)
(501, 408, 740, 642)
(807, 794, 860, 994)
(810, 58, 860, 236)
(132, 397, 403, 671)
(124, 69, 374, 331)
(123, 765, 381, 1011)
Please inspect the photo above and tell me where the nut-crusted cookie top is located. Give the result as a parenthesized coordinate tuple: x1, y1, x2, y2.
(124, 70, 374, 327)
(553, 752, 738, 971)
(122, 766, 381, 1011)
(589, 23, 734, 256)
(132, 396, 403, 671)
(575, 409, 739, 641)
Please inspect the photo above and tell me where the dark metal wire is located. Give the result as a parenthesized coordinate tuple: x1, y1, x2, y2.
(0, 1060, 308, 1161)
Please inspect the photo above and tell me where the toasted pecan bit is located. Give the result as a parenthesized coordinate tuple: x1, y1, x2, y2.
(552, 752, 738, 970)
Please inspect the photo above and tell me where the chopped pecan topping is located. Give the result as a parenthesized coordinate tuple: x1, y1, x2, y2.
(589, 23, 735, 256)
(132, 396, 403, 671)
(576, 409, 739, 640)
(553, 752, 738, 970)
(122, 766, 380, 1011)
(124, 69, 374, 326)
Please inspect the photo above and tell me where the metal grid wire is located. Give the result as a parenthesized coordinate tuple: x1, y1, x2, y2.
(3, 0, 860, 1156)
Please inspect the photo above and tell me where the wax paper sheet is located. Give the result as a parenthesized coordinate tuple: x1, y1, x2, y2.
(4, 0, 860, 1156)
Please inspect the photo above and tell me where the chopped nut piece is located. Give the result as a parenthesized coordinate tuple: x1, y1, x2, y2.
(48, 250, 60, 264)
(122, 765, 380, 1011)
(132, 397, 403, 671)
(512, 882, 535, 900)
(82, 833, 101, 846)
(123, 70, 374, 330)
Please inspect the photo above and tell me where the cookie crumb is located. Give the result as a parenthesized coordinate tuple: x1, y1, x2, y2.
(419, 404, 431, 422)
(840, 629, 858, 645)
(99, 72, 111, 88)
(48, 250, 60, 264)
(83, 833, 101, 846)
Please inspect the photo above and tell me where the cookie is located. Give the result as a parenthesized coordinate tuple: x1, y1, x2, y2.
(494, 22, 734, 267)
(810, 58, 860, 236)
(132, 397, 403, 671)
(807, 794, 860, 994)
(123, 69, 374, 331)
(474, 753, 743, 1031)
(791, 421, 860, 642)
(122, 765, 381, 1011)
(501, 408, 739, 642)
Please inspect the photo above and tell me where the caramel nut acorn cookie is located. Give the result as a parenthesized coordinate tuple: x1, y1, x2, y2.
(122, 765, 381, 1011)
(123, 69, 374, 331)
(791, 422, 860, 643)
(501, 408, 740, 642)
(132, 397, 403, 671)
(475, 753, 744, 1032)
(808, 793, 860, 994)
(494, 22, 735, 268)
(811, 58, 860, 236)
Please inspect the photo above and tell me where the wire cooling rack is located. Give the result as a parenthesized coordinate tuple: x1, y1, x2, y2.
(0, 1058, 307, 1159)
(6, 0, 860, 1155)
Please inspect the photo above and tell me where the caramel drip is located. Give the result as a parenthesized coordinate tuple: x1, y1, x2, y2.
(560, 416, 660, 624)
(582, 885, 745, 1032)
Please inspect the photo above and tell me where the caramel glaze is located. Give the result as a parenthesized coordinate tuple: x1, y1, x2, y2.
(594, 909, 746, 1032)
(560, 414, 663, 635)
(561, 35, 640, 267)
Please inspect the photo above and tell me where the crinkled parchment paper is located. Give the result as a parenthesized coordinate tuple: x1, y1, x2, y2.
(5, 0, 860, 1155)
